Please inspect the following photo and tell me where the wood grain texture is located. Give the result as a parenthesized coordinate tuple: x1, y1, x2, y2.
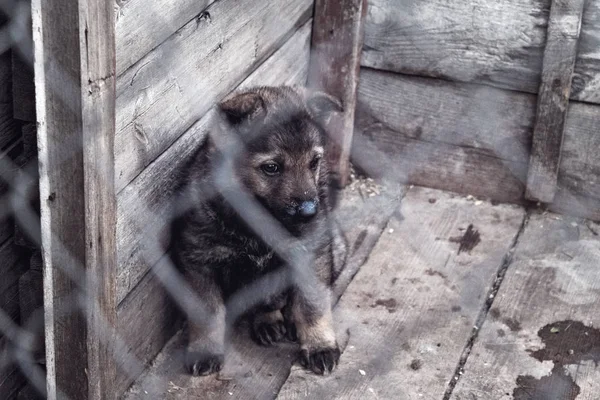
(549, 187, 600, 222)
(452, 212, 600, 399)
(122, 184, 402, 400)
(354, 69, 531, 203)
(308, 0, 367, 186)
(361, 0, 549, 94)
(115, 256, 182, 395)
(116, 21, 313, 303)
(32, 0, 117, 397)
(557, 101, 600, 201)
(361, 0, 600, 103)
(278, 187, 526, 399)
(115, 0, 215, 75)
(114, 0, 312, 192)
(571, 0, 600, 103)
(80, 0, 118, 397)
(526, 0, 586, 203)
(114, 23, 313, 394)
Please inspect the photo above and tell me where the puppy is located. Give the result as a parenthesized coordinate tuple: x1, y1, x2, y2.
(170, 86, 347, 376)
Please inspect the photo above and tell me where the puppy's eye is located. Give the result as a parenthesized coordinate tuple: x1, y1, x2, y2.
(309, 156, 321, 171)
(261, 163, 281, 176)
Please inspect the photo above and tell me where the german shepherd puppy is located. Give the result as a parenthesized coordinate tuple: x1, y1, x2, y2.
(171, 86, 347, 377)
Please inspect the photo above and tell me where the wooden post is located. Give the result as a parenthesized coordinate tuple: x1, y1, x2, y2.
(32, 0, 117, 398)
(308, 0, 368, 187)
(525, 0, 585, 203)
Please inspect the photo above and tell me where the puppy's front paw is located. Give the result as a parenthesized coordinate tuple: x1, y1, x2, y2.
(300, 345, 340, 375)
(185, 351, 224, 376)
(251, 320, 286, 346)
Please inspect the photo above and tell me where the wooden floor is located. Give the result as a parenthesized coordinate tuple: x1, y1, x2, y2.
(124, 183, 600, 400)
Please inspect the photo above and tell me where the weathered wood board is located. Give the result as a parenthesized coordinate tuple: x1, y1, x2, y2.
(525, 0, 586, 203)
(277, 187, 526, 399)
(361, 0, 600, 103)
(0, 140, 24, 245)
(0, 48, 18, 151)
(115, 23, 314, 393)
(122, 183, 403, 399)
(571, 0, 600, 103)
(354, 69, 531, 203)
(308, 0, 367, 186)
(0, 239, 27, 400)
(355, 68, 600, 216)
(115, 0, 216, 75)
(114, 0, 312, 192)
(32, 0, 118, 397)
(452, 212, 600, 399)
(558, 102, 600, 201)
(116, 21, 313, 303)
(12, 51, 36, 122)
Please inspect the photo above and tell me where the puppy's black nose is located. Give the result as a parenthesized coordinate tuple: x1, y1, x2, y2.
(298, 200, 318, 217)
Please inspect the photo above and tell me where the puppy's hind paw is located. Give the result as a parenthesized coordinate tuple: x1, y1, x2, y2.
(185, 351, 224, 376)
(300, 345, 341, 375)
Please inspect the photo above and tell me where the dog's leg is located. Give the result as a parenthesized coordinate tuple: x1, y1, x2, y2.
(250, 309, 286, 346)
(183, 269, 226, 376)
(288, 284, 340, 375)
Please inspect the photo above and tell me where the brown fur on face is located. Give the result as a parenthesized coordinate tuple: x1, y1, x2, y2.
(215, 86, 341, 229)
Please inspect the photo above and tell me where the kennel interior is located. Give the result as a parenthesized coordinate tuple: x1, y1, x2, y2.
(1, 0, 600, 398)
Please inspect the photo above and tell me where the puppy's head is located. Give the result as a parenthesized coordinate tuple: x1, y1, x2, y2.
(214, 86, 341, 229)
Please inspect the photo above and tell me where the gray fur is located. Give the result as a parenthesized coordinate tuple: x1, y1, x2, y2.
(170, 86, 347, 376)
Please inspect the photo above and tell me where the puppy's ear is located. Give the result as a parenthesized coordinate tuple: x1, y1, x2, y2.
(306, 91, 343, 118)
(219, 91, 266, 124)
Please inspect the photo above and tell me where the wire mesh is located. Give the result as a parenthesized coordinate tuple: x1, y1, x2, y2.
(0, 1, 597, 399)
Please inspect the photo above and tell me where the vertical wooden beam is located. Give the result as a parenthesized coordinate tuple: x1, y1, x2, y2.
(308, 0, 367, 187)
(32, 0, 117, 398)
(525, 0, 585, 203)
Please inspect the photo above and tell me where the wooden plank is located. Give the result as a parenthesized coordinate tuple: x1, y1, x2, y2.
(122, 183, 402, 399)
(115, 0, 216, 75)
(357, 68, 536, 164)
(32, 0, 117, 397)
(116, 21, 313, 303)
(0, 367, 24, 400)
(525, 0, 586, 203)
(116, 258, 182, 395)
(557, 101, 600, 201)
(278, 187, 526, 399)
(361, 0, 549, 95)
(452, 212, 600, 399)
(571, 0, 600, 103)
(19, 267, 45, 363)
(361, 0, 600, 103)
(114, 0, 312, 192)
(354, 69, 530, 203)
(0, 240, 28, 400)
(114, 22, 314, 393)
(308, 0, 367, 186)
(1, 50, 19, 151)
(12, 49, 36, 122)
(549, 187, 600, 222)
(0, 140, 24, 246)
(0, 239, 27, 321)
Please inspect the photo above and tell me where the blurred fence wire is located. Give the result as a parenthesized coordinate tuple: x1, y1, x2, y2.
(2, 0, 593, 399)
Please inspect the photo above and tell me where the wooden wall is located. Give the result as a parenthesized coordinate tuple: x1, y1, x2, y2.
(113, 0, 315, 394)
(0, 29, 42, 400)
(353, 0, 600, 220)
